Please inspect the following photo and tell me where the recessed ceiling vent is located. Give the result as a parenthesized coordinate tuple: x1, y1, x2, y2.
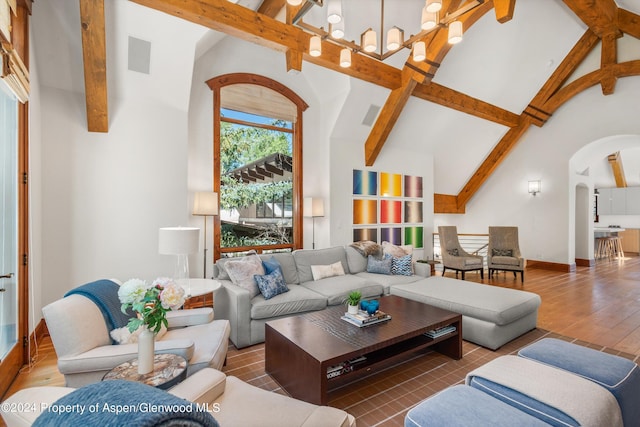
(128, 36, 151, 74)
(362, 104, 381, 126)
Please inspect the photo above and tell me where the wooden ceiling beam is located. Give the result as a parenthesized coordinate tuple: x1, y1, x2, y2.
(412, 82, 520, 127)
(79, 0, 108, 132)
(600, 30, 617, 95)
(608, 151, 627, 188)
(131, 0, 402, 90)
(493, 0, 517, 23)
(562, 0, 619, 37)
(257, 0, 286, 18)
(618, 9, 640, 39)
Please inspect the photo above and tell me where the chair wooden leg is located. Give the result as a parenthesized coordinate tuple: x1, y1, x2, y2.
(480, 269, 484, 279)
(461, 271, 465, 280)
(521, 271, 524, 282)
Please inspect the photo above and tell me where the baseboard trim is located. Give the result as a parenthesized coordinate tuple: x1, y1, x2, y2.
(575, 258, 595, 267)
(527, 260, 576, 272)
(28, 319, 48, 359)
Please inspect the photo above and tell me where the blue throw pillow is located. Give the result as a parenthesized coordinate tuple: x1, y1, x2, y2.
(262, 256, 283, 275)
(254, 268, 289, 300)
(391, 254, 413, 276)
(367, 254, 392, 275)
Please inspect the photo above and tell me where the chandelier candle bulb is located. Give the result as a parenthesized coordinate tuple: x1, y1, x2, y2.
(327, 0, 343, 24)
(340, 48, 351, 68)
(386, 27, 402, 51)
(363, 29, 377, 53)
(413, 41, 426, 62)
(309, 36, 322, 57)
(331, 20, 345, 39)
(286, 0, 303, 5)
(421, 9, 437, 30)
(448, 20, 463, 44)
(426, 0, 442, 13)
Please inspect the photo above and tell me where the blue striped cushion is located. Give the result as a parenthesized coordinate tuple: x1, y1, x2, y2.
(391, 254, 412, 276)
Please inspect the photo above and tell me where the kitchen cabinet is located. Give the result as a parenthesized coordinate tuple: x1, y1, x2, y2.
(596, 187, 638, 215)
(620, 229, 640, 254)
(626, 187, 640, 215)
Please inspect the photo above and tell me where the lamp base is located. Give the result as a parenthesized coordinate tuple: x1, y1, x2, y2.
(174, 254, 191, 297)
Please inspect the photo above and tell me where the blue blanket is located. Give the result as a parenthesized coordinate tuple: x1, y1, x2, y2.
(33, 380, 219, 427)
(65, 279, 135, 338)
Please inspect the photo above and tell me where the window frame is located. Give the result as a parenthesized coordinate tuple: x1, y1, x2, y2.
(206, 73, 308, 259)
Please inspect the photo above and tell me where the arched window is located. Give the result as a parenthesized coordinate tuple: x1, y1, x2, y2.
(206, 74, 308, 259)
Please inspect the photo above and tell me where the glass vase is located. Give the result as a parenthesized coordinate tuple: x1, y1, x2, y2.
(138, 327, 155, 375)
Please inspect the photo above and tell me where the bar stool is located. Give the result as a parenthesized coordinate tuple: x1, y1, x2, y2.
(610, 236, 624, 258)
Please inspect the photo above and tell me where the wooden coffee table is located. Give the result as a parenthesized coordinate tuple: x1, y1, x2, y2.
(265, 295, 462, 405)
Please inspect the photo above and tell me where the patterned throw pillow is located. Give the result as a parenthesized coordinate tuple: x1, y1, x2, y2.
(367, 254, 392, 275)
(391, 254, 413, 276)
(447, 248, 459, 256)
(254, 268, 289, 300)
(492, 248, 513, 257)
(262, 256, 282, 275)
(224, 254, 265, 298)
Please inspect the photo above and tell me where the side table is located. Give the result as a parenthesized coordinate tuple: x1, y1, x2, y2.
(182, 278, 221, 309)
(102, 353, 187, 390)
(417, 259, 440, 276)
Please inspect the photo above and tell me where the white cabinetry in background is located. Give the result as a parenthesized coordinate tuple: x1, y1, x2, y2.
(597, 187, 638, 215)
(626, 187, 640, 215)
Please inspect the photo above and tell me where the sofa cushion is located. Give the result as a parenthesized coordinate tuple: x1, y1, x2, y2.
(390, 276, 540, 325)
(355, 271, 423, 290)
(293, 247, 350, 283)
(259, 252, 299, 285)
(367, 254, 392, 275)
(518, 338, 640, 427)
(255, 269, 289, 300)
(462, 257, 482, 266)
(405, 385, 549, 427)
(311, 261, 346, 281)
(301, 275, 383, 306)
(345, 246, 368, 274)
(250, 284, 327, 320)
(224, 254, 265, 298)
(391, 254, 413, 276)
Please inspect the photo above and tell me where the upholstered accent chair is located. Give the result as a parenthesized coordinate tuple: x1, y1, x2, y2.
(488, 226, 525, 282)
(438, 226, 484, 280)
(42, 280, 231, 387)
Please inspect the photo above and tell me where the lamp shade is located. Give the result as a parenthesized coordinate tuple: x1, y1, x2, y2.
(413, 41, 426, 62)
(448, 20, 463, 44)
(386, 27, 402, 51)
(159, 227, 200, 255)
(363, 29, 377, 53)
(193, 192, 219, 216)
(304, 197, 324, 218)
(309, 36, 322, 57)
(340, 48, 351, 68)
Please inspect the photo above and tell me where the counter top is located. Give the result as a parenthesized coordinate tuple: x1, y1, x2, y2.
(594, 227, 625, 233)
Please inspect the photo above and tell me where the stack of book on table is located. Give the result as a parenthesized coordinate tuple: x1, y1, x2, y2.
(424, 325, 457, 338)
(341, 310, 391, 327)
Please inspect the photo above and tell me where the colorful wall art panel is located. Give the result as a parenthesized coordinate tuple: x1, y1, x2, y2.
(353, 199, 377, 224)
(404, 227, 424, 248)
(380, 172, 402, 197)
(380, 227, 402, 245)
(353, 228, 377, 243)
(380, 200, 402, 224)
(404, 201, 423, 223)
(353, 170, 377, 196)
(404, 175, 423, 198)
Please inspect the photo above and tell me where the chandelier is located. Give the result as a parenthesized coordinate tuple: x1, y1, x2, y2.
(287, 0, 485, 67)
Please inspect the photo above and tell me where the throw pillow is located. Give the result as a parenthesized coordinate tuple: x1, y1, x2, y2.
(492, 248, 514, 257)
(311, 261, 345, 281)
(382, 241, 413, 258)
(447, 248, 459, 256)
(110, 324, 167, 344)
(391, 254, 413, 276)
(367, 254, 392, 275)
(224, 254, 265, 298)
(262, 256, 283, 275)
(254, 268, 289, 300)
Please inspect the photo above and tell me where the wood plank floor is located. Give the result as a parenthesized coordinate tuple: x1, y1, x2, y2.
(2, 254, 639, 426)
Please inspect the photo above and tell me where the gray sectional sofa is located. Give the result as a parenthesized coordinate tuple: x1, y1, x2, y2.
(214, 245, 541, 351)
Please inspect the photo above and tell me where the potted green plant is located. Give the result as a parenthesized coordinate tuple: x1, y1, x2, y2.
(345, 291, 362, 315)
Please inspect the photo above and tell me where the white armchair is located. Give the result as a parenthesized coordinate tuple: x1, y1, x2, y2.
(42, 281, 230, 388)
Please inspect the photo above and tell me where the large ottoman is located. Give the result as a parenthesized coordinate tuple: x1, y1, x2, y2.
(405, 384, 549, 427)
(518, 338, 640, 427)
(390, 276, 541, 349)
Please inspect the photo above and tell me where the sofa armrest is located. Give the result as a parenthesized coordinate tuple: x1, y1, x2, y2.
(168, 368, 226, 404)
(413, 262, 431, 278)
(213, 281, 252, 348)
(166, 308, 214, 328)
(301, 407, 356, 427)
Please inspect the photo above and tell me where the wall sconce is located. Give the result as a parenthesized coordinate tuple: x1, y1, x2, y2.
(304, 197, 324, 249)
(528, 180, 541, 196)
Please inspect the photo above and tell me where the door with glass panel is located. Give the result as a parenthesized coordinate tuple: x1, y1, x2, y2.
(0, 84, 19, 382)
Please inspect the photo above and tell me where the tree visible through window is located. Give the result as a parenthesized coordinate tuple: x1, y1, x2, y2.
(207, 74, 308, 259)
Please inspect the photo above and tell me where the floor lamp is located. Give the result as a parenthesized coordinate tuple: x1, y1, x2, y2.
(193, 192, 219, 278)
(159, 227, 200, 297)
(304, 197, 324, 249)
